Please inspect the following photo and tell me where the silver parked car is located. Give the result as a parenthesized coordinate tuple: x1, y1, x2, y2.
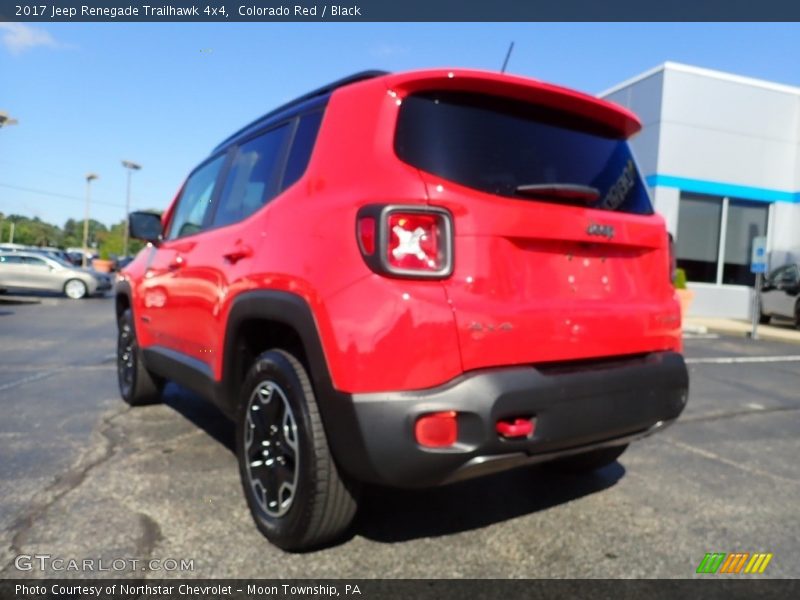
(0, 251, 112, 299)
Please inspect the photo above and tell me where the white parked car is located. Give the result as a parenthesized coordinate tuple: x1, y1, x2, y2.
(759, 263, 800, 327)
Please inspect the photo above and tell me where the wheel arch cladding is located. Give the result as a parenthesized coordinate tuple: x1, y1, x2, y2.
(222, 290, 375, 483)
(223, 292, 327, 403)
(115, 281, 132, 320)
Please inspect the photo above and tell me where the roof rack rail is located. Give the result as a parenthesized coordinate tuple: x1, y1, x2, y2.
(213, 70, 389, 152)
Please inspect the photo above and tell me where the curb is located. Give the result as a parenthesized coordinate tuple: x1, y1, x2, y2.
(689, 321, 800, 345)
(682, 324, 708, 335)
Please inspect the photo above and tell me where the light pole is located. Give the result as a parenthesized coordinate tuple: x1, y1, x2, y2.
(0, 111, 18, 245)
(121, 160, 141, 258)
(0, 111, 19, 128)
(82, 173, 99, 268)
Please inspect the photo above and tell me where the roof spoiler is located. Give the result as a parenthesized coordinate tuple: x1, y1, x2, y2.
(382, 69, 642, 139)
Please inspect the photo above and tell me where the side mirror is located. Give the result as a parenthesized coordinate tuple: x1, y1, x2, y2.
(129, 211, 163, 245)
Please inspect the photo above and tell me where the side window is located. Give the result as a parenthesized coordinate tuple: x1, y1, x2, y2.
(22, 256, 47, 267)
(785, 265, 800, 284)
(167, 155, 226, 240)
(768, 265, 789, 284)
(282, 110, 324, 190)
(0, 255, 24, 264)
(212, 125, 291, 228)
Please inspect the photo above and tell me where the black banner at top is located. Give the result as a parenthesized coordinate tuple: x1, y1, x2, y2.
(2, 0, 800, 22)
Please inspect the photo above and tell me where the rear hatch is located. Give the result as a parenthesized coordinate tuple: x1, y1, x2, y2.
(389, 71, 680, 371)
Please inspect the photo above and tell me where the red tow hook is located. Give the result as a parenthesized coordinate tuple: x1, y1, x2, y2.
(496, 417, 535, 439)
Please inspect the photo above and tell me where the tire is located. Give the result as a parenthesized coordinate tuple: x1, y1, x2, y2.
(64, 278, 88, 299)
(546, 444, 628, 473)
(117, 309, 163, 406)
(758, 297, 770, 324)
(236, 349, 358, 551)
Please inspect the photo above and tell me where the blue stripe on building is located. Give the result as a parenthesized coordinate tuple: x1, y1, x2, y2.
(645, 174, 800, 203)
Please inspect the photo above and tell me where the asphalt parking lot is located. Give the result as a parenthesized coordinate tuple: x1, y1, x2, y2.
(0, 293, 798, 579)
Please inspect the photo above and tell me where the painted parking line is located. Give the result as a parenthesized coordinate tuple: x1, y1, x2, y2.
(686, 355, 800, 365)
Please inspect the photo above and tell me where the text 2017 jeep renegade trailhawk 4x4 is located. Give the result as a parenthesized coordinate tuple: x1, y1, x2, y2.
(117, 69, 689, 551)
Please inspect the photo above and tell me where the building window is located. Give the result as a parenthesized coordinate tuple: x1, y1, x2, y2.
(722, 200, 768, 286)
(675, 193, 722, 283)
(676, 192, 769, 287)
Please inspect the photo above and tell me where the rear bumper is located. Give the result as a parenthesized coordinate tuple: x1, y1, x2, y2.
(328, 351, 688, 487)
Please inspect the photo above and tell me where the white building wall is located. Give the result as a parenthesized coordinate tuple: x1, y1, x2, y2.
(795, 94, 800, 191)
(770, 202, 800, 267)
(658, 67, 800, 191)
(604, 70, 664, 178)
(686, 283, 754, 319)
(601, 63, 800, 320)
(652, 186, 680, 235)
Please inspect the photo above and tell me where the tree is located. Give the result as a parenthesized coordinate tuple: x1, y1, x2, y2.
(96, 220, 144, 258)
(63, 218, 80, 246)
(3, 215, 62, 247)
(2, 214, 144, 258)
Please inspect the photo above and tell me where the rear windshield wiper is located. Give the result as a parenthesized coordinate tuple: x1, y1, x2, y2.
(515, 183, 600, 203)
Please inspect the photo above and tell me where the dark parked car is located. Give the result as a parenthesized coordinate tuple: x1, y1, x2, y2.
(760, 263, 800, 327)
(25, 247, 75, 265)
(113, 255, 135, 271)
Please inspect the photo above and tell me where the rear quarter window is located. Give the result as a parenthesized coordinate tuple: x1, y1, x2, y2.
(394, 91, 653, 215)
(281, 110, 324, 191)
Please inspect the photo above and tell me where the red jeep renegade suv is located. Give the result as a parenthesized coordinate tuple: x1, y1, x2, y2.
(116, 69, 689, 551)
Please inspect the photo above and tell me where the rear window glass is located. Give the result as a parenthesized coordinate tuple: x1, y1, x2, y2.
(395, 91, 653, 215)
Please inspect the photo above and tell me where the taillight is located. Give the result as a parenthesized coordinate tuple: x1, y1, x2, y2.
(387, 212, 446, 272)
(668, 232, 676, 285)
(356, 205, 453, 278)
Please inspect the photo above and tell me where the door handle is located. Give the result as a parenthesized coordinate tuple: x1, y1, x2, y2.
(223, 245, 253, 264)
(168, 255, 184, 270)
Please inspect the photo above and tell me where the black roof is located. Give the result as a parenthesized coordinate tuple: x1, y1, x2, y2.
(212, 70, 389, 153)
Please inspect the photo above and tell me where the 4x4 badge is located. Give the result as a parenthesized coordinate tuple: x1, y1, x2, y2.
(587, 223, 615, 239)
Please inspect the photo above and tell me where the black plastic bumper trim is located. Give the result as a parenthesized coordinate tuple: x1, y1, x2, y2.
(334, 351, 688, 488)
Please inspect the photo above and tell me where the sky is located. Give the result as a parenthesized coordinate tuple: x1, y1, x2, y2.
(3, 22, 800, 231)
